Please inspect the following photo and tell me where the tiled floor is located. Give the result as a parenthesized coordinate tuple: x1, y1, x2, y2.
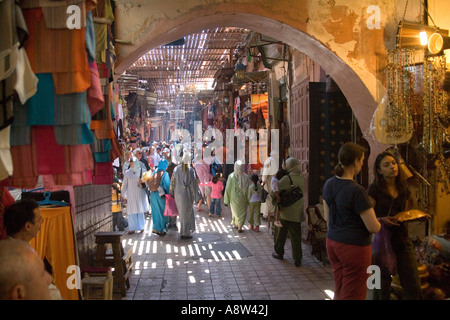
(119, 203, 335, 300)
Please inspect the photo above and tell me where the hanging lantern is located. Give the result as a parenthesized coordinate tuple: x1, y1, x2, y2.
(235, 61, 246, 81)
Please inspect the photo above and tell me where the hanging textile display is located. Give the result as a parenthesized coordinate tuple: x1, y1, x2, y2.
(1, 0, 121, 188)
(251, 93, 268, 120)
(0, 0, 37, 182)
(90, 0, 121, 185)
(21, 8, 91, 95)
(4, 4, 94, 188)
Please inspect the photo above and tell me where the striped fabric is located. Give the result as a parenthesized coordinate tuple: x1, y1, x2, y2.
(92, 161, 112, 185)
(8, 144, 39, 188)
(41, 0, 87, 29)
(54, 123, 94, 145)
(10, 102, 31, 145)
(22, 8, 91, 94)
(10, 73, 94, 146)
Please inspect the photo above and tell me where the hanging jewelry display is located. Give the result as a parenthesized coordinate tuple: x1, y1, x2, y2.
(383, 48, 415, 144)
(423, 54, 450, 194)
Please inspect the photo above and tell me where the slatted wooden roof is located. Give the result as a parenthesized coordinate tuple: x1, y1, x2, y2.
(124, 27, 252, 112)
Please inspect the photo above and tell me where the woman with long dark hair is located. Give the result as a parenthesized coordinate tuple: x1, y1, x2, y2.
(323, 142, 380, 300)
(367, 150, 423, 300)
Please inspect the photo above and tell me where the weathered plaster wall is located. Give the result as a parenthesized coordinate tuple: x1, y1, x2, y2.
(113, 0, 421, 94)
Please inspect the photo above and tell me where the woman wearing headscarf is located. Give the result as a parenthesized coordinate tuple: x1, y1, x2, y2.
(170, 151, 202, 239)
(224, 160, 249, 232)
(261, 151, 278, 220)
(149, 159, 170, 236)
(272, 157, 305, 266)
(121, 156, 149, 234)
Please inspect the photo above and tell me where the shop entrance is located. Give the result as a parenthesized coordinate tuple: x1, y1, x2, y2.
(114, 11, 386, 170)
(115, 14, 379, 204)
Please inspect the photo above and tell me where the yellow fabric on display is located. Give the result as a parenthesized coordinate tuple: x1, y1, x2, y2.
(30, 206, 79, 300)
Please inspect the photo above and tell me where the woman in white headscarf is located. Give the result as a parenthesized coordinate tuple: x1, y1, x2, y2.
(224, 160, 249, 232)
(170, 151, 202, 239)
(261, 151, 278, 219)
(121, 156, 149, 233)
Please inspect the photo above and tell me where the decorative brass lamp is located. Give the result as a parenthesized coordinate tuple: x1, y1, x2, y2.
(397, 21, 450, 54)
(397, 21, 446, 48)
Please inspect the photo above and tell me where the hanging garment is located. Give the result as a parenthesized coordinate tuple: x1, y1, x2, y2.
(0, 0, 32, 130)
(9, 126, 94, 188)
(13, 47, 38, 105)
(256, 107, 265, 129)
(22, 8, 91, 95)
(0, 187, 15, 240)
(93, 0, 114, 64)
(30, 205, 80, 300)
(251, 93, 268, 119)
(92, 162, 113, 185)
(87, 61, 104, 117)
(48, 170, 93, 187)
(0, 126, 13, 181)
(90, 84, 115, 140)
(85, 11, 96, 64)
(11, 73, 94, 146)
(41, 0, 87, 29)
(34, 126, 67, 175)
(8, 143, 39, 188)
(0, 43, 19, 82)
(92, 137, 112, 163)
(248, 111, 257, 129)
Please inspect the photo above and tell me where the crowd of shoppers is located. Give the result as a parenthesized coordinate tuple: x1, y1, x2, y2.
(0, 138, 427, 300)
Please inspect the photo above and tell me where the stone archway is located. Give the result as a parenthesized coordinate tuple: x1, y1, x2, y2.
(113, 3, 393, 167)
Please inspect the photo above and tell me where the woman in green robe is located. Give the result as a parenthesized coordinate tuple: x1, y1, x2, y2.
(272, 157, 306, 267)
(224, 160, 249, 232)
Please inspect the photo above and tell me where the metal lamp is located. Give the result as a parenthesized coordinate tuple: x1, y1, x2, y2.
(234, 61, 246, 81)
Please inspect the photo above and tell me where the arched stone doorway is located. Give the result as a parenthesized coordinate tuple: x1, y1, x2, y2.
(114, 7, 390, 168)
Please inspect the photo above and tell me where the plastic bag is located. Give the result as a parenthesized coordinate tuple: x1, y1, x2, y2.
(164, 194, 178, 217)
(372, 224, 397, 275)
